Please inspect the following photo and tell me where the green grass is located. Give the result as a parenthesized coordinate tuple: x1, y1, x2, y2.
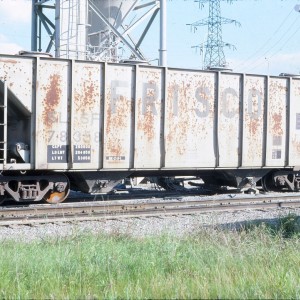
(0, 215, 300, 299)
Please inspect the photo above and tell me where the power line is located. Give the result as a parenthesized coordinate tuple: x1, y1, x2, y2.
(234, 7, 295, 71)
(245, 18, 300, 73)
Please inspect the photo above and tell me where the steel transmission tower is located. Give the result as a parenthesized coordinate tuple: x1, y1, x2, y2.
(190, 0, 240, 69)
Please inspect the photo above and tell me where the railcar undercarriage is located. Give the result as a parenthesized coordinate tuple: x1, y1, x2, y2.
(0, 168, 299, 204)
(261, 171, 300, 192)
(0, 172, 70, 204)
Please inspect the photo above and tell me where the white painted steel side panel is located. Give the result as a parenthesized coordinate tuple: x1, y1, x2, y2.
(165, 70, 216, 168)
(134, 67, 163, 168)
(72, 62, 102, 169)
(35, 59, 70, 169)
(3, 54, 300, 172)
(289, 80, 300, 166)
(242, 76, 265, 167)
(103, 64, 134, 169)
(0, 56, 33, 112)
(218, 73, 241, 167)
(266, 78, 287, 167)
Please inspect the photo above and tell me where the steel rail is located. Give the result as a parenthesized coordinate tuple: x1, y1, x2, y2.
(0, 194, 300, 226)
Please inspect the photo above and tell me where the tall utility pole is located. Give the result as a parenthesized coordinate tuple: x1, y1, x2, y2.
(159, 0, 167, 66)
(189, 0, 240, 69)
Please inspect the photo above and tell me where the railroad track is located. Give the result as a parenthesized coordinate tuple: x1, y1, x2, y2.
(1, 192, 300, 226)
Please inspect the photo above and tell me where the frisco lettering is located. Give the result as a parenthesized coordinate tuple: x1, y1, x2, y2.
(44, 78, 266, 123)
(109, 80, 264, 119)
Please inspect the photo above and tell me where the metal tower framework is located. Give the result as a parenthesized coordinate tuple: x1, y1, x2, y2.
(31, 0, 56, 53)
(190, 0, 240, 69)
(31, 0, 167, 65)
(86, 0, 160, 62)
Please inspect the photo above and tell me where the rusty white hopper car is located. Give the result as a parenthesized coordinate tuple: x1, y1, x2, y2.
(0, 53, 300, 203)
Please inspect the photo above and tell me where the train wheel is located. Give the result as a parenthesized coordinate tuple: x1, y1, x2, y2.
(43, 175, 70, 204)
(261, 172, 280, 192)
(44, 191, 68, 204)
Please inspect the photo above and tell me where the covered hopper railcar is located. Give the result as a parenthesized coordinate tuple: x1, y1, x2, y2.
(0, 53, 300, 203)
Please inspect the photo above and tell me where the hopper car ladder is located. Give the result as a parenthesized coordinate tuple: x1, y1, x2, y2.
(0, 80, 7, 167)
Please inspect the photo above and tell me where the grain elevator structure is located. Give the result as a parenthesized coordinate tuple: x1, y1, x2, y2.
(31, 0, 167, 65)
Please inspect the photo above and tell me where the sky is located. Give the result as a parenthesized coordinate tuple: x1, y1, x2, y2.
(0, 0, 300, 75)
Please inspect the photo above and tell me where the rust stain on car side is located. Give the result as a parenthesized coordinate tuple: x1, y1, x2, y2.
(42, 74, 62, 128)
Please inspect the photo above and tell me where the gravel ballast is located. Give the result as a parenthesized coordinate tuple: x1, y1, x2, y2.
(1, 206, 300, 242)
